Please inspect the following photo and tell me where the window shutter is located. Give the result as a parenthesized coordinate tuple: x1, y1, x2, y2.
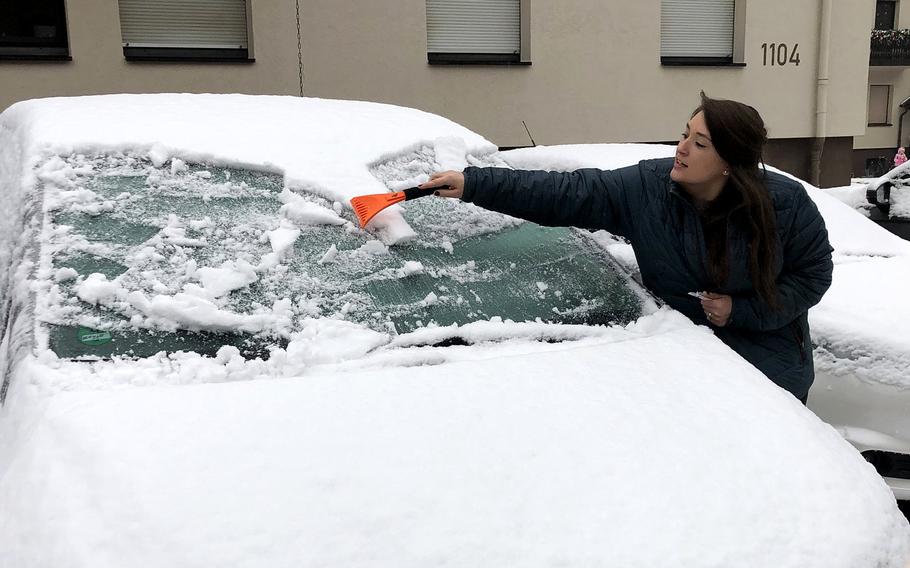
(119, 0, 248, 49)
(869, 85, 891, 124)
(427, 0, 520, 54)
(661, 0, 735, 58)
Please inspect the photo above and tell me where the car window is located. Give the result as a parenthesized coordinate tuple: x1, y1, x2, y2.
(39, 154, 644, 359)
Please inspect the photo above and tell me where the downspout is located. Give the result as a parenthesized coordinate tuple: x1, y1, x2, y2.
(897, 106, 909, 149)
(809, 0, 833, 186)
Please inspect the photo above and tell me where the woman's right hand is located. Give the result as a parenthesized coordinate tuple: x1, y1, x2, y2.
(420, 171, 464, 199)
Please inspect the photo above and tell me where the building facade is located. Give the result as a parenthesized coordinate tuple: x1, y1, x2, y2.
(0, 0, 878, 186)
(854, 0, 910, 177)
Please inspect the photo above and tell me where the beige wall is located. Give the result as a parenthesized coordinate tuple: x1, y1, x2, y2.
(0, 0, 300, 108)
(1, 0, 874, 152)
(299, 0, 873, 147)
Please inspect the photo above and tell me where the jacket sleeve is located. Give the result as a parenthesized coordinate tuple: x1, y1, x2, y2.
(461, 165, 643, 237)
(729, 189, 834, 331)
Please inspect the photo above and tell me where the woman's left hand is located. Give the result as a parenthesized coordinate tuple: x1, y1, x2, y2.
(700, 292, 732, 327)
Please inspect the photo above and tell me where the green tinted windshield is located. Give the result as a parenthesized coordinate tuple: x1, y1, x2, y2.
(40, 154, 642, 359)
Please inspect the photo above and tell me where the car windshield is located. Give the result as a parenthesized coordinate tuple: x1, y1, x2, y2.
(38, 154, 644, 359)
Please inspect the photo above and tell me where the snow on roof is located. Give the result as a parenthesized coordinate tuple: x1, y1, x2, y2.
(1, 94, 497, 243)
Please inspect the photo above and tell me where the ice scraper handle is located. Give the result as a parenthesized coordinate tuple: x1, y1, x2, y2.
(402, 185, 449, 201)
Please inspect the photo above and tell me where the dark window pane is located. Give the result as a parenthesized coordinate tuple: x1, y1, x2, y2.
(0, 0, 68, 49)
(876, 0, 897, 30)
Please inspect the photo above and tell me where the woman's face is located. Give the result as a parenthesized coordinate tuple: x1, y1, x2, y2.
(670, 111, 729, 188)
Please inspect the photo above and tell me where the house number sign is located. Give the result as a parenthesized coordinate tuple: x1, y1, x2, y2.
(761, 43, 801, 66)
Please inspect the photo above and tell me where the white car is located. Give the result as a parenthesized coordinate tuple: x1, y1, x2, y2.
(0, 95, 907, 567)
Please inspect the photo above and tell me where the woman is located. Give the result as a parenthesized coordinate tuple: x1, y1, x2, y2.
(421, 93, 833, 403)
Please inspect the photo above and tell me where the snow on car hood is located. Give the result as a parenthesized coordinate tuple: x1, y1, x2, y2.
(1, 308, 907, 567)
(501, 144, 910, 389)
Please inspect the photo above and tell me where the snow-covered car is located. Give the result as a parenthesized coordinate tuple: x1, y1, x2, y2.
(837, 161, 910, 241)
(503, 143, 910, 505)
(0, 95, 907, 567)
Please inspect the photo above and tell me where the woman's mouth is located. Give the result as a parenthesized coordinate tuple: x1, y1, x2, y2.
(674, 157, 687, 169)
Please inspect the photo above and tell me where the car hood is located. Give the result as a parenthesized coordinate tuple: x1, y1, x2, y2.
(0, 309, 906, 567)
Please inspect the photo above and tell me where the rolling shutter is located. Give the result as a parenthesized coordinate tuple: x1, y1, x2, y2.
(119, 0, 249, 49)
(869, 85, 891, 124)
(660, 0, 734, 58)
(427, 0, 520, 54)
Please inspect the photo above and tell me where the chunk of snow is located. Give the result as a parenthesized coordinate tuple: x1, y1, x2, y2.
(434, 135, 469, 171)
(318, 244, 338, 264)
(267, 224, 301, 256)
(398, 261, 424, 277)
(421, 291, 438, 306)
(127, 291, 276, 333)
(75, 273, 122, 305)
(53, 267, 78, 282)
(196, 260, 258, 297)
(170, 158, 187, 175)
(359, 240, 389, 255)
(215, 345, 242, 365)
(279, 198, 345, 227)
(148, 144, 170, 168)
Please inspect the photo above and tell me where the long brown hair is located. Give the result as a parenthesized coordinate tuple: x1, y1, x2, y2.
(696, 92, 779, 308)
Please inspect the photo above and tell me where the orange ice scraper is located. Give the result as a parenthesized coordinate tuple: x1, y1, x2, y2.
(350, 186, 442, 228)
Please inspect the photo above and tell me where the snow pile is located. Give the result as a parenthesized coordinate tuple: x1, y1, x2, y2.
(810, 256, 910, 387)
(0, 311, 907, 567)
(503, 143, 675, 171)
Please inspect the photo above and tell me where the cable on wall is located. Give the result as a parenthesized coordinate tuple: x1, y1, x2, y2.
(295, 0, 305, 96)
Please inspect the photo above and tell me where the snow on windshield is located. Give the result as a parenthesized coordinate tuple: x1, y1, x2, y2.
(33, 150, 644, 360)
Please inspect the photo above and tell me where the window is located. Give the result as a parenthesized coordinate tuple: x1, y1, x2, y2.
(660, 0, 745, 66)
(869, 85, 893, 126)
(118, 0, 252, 62)
(875, 0, 897, 30)
(426, 0, 529, 65)
(0, 0, 69, 61)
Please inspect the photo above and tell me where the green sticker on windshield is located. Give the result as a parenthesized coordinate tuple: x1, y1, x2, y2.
(78, 327, 112, 346)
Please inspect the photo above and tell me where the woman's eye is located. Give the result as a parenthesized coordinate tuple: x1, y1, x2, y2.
(695, 142, 706, 149)
(680, 133, 687, 140)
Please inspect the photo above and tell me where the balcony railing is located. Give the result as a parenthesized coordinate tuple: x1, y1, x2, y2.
(871, 29, 910, 66)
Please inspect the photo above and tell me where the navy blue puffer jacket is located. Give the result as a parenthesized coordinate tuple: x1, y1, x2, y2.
(462, 157, 834, 401)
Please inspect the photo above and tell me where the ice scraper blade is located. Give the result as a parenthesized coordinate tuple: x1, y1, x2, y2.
(350, 186, 440, 228)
